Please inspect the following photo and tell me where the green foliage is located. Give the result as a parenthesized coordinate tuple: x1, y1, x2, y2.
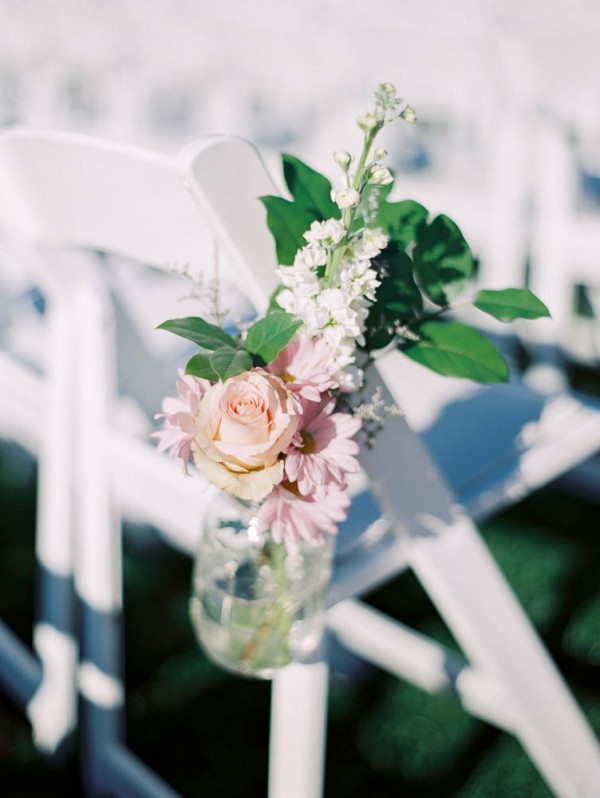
(474, 288, 551, 322)
(403, 320, 509, 383)
(282, 154, 340, 219)
(377, 198, 428, 248)
(413, 215, 474, 306)
(185, 347, 252, 381)
(377, 245, 423, 317)
(244, 311, 302, 364)
(260, 195, 317, 265)
(157, 317, 237, 350)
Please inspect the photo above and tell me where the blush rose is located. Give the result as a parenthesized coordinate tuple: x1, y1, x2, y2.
(192, 369, 301, 501)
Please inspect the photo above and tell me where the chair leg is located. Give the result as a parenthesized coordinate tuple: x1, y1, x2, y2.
(406, 515, 600, 798)
(26, 293, 78, 755)
(269, 656, 329, 798)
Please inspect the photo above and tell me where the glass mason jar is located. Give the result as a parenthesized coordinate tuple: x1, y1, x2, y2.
(190, 493, 333, 679)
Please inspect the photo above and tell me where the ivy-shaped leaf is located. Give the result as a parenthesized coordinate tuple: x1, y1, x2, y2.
(473, 288, 551, 322)
(403, 320, 509, 383)
(413, 215, 474, 306)
(377, 199, 428, 248)
(157, 317, 237, 350)
(260, 196, 317, 265)
(244, 311, 302, 363)
(282, 154, 340, 220)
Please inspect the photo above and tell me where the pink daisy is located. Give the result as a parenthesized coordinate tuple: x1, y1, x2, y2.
(266, 333, 338, 402)
(153, 371, 209, 472)
(284, 397, 361, 498)
(256, 482, 350, 551)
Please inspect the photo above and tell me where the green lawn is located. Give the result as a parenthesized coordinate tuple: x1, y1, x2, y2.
(0, 442, 598, 797)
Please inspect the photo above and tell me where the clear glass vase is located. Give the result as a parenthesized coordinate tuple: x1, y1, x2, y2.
(190, 493, 333, 679)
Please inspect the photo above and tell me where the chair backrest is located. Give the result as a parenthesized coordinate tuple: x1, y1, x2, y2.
(0, 129, 221, 277)
(179, 136, 280, 313)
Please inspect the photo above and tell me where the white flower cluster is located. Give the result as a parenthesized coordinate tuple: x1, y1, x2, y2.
(277, 219, 388, 391)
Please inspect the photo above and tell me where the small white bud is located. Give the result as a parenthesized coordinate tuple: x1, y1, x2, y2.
(375, 82, 398, 107)
(334, 149, 352, 169)
(357, 111, 379, 131)
(401, 106, 417, 124)
(369, 166, 394, 186)
(373, 147, 388, 161)
(331, 187, 361, 210)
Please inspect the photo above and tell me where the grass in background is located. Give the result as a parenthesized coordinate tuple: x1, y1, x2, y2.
(0, 441, 598, 797)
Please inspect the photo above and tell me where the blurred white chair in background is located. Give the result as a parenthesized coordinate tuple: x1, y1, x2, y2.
(0, 129, 273, 794)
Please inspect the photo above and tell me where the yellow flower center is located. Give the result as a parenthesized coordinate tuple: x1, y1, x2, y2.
(280, 371, 296, 383)
(300, 430, 317, 454)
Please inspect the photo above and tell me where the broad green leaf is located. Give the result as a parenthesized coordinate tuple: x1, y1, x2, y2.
(186, 347, 253, 381)
(210, 347, 253, 380)
(403, 320, 509, 383)
(413, 215, 474, 306)
(377, 245, 423, 317)
(473, 288, 551, 322)
(377, 199, 428, 248)
(260, 195, 317, 265)
(157, 317, 237, 350)
(185, 352, 220, 381)
(362, 305, 395, 351)
(244, 311, 302, 363)
(282, 154, 340, 220)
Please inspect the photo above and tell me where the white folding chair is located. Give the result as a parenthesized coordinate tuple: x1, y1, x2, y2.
(0, 129, 267, 794)
(182, 136, 600, 798)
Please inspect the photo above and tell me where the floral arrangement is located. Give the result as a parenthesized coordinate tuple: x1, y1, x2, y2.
(154, 82, 549, 675)
(155, 82, 548, 551)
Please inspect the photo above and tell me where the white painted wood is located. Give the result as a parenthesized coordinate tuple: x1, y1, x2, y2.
(361, 353, 600, 798)
(269, 659, 329, 798)
(328, 599, 515, 732)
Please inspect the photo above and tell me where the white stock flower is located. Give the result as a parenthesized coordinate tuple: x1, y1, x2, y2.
(331, 187, 360, 210)
(375, 82, 398, 107)
(339, 260, 380, 301)
(370, 166, 394, 186)
(294, 243, 327, 268)
(301, 288, 366, 347)
(357, 227, 388, 260)
(357, 111, 379, 131)
(334, 150, 352, 168)
(304, 218, 346, 248)
(278, 260, 320, 298)
(402, 106, 418, 124)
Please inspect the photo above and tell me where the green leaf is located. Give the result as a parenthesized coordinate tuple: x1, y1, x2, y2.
(282, 154, 340, 220)
(377, 245, 423, 317)
(377, 199, 428, 248)
(157, 317, 237, 350)
(362, 305, 395, 351)
(403, 320, 509, 383)
(413, 215, 474, 306)
(244, 311, 302, 363)
(473, 288, 551, 322)
(186, 347, 252, 381)
(260, 195, 317, 265)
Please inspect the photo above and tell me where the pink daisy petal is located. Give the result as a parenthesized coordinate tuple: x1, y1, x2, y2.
(152, 370, 210, 473)
(283, 397, 361, 497)
(257, 483, 350, 552)
(266, 333, 339, 401)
